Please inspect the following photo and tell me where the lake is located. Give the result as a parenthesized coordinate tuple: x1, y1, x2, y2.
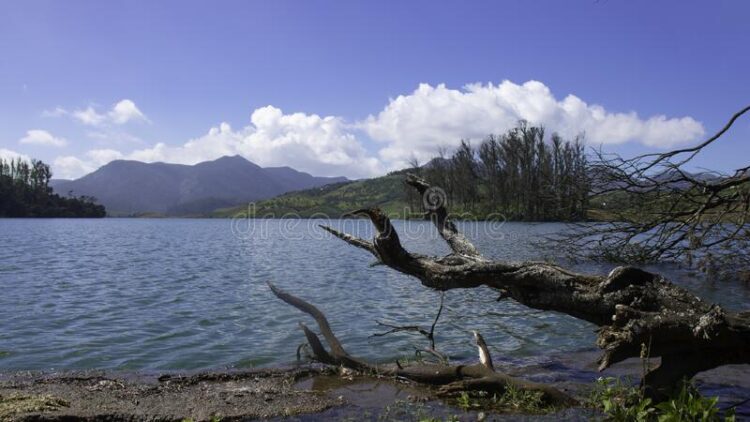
(2, 218, 750, 373)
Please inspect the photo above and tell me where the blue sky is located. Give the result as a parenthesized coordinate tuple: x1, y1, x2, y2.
(1, 0, 748, 179)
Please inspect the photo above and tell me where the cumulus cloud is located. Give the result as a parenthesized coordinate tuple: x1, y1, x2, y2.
(0, 148, 31, 162)
(18, 129, 68, 147)
(53, 149, 124, 179)
(53, 156, 92, 179)
(363, 81, 705, 165)
(48, 80, 706, 180)
(53, 106, 383, 179)
(47, 99, 148, 126)
(108, 99, 147, 124)
(127, 106, 383, 178)
(71, 106, 107, 126)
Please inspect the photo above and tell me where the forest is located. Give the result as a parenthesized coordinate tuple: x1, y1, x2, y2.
(407, 122, 589, 221)
(0, 158, 106, 217)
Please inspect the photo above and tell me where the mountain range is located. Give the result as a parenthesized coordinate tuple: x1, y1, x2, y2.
(51, 156, 347, 216)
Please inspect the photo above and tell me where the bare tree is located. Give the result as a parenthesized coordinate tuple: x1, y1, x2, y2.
(451, 139, 479, 209)
(404, 156, 422, 213)
(416, 124, 588, 221)
(559, 105, 750, 280)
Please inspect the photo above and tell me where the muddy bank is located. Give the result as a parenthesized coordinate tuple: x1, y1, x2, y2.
(0, 364, 600, 421)
(1, 367, 343, 421)
(2, 352, 748, 421)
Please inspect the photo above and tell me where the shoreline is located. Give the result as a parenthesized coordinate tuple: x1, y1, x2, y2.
(3, 352, 749, 421)
(0, 365, 595, 421)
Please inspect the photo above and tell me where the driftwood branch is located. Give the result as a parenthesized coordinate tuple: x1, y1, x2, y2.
(268, 281, 576, 406)
(321, 175, 750, 397)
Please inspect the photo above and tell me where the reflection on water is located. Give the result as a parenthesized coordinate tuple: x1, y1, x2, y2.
(0, 219, 748, 375)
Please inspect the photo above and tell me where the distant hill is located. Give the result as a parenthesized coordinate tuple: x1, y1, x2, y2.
(52, 156, 347, 216)
(48, 179, 72, 188)
(213, 170, 409, 218)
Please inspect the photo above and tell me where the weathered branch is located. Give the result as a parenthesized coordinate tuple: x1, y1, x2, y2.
(321, 176, 750, 397)
(405, 174, 483, 259)
(268, 282, 576, 406)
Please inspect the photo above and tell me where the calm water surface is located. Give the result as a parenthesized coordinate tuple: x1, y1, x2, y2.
(1, 218, 749, 372)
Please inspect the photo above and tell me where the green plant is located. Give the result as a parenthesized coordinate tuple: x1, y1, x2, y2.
(589, 377, 654, 421)
(604, 395, 654, 422)
(492, 384, 548, 413)
(456, 391, 477, 411)
(451, 385, 552, 415)
(655, 382, 735, 422)
(590, 377, 735, 422)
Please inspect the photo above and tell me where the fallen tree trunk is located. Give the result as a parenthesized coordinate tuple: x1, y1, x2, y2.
(268, 281, 577, 407)
(319, 174, 750, 398)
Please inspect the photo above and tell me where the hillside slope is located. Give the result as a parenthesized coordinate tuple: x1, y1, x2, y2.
(213, 171, 409, 218)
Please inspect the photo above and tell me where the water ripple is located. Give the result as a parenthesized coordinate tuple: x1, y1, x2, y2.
(0, 218, 748, 373)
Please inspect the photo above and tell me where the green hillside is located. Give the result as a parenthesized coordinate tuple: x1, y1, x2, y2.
(213, 171, 410, 218)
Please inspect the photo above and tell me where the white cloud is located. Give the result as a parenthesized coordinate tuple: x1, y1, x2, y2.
(72, 106, 107, 126)
(42, 106, 67, 117)
(47, 80, 706, 180)
(48, 99, 148, 126)
(108, 99, 147, 124)
(86, 148, 124, 164)
(53, 156, 93, 180)
(0, 148, 31, 162)
(53, 149, 124, 179)
(127, 106, 383, 178)
(18, 129, 68, 147)
(51, 106, 382, 179)
(363, 81, 705, 166)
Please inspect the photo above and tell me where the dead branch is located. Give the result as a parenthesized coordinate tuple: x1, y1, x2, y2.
(373, 321, 431, 338)
(320, 175, 750, 398)
(267, 281, 576, 406)
(373, 291, 445, 352)
(560, 105, 750, 278)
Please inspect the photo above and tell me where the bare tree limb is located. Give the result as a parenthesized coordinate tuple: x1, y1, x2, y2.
(267, 281, 576, 406)
(320, 176, 750, 398)
(372, 291, 446, 364)
(560, 105, 750, 279)
(406, 174, 483, 259)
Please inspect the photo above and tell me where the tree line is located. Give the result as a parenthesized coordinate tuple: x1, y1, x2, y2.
(406, 122, 589, 221)
(0, 158, 106, 217)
